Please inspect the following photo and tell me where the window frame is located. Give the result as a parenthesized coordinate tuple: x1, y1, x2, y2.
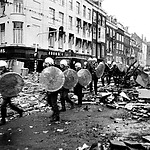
(0, 23, 5, 44)
(59, 12, 64, 26)
(83, 5, 86, 18)
(76, 1, 80, 14)
(13, 0, 24, 14)
(69, 16, 73, 30)
(69, 0, 73, 10)
(49, 7, 55, 24)
(13, 21, 23, 44)
(87, 8, 91, 20)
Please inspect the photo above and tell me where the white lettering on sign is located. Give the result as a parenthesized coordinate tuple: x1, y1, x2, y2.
(0, 49, 5, 53)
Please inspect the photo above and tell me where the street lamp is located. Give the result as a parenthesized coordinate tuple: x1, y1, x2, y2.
(34, 30, 57, 73)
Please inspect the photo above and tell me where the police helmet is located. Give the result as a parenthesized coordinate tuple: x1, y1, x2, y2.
(60, 59, 68, 66)
(44, 57, 54, 65)
(75, 62, 81, 68)
(92, 58, 97, 62)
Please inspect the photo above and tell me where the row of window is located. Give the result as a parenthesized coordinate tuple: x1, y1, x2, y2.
(116, 33, 124, 42)
(93, 11, 106, 27)
(106, 27, 130, 46)
(49, 7, 91, 27)
(76, 2, 91, 20)
(1, 0, 92, 21)
(50, 0, 92, 20)
(49, 31, 91, 53)
(106, 39, 131, 54)
(0, 22, 91, 54)
(116, 43, 124, 51)
(106, 27, 115, 38)
(0, 22, 23, 44)
(49, 8, 92, 37)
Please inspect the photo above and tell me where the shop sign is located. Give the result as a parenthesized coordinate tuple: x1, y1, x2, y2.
(0, 48, 5, 53)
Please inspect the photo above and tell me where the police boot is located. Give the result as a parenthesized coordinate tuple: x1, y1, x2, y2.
(52, 115, 60, 122)
(60, 99, 66, 112)
(0, 107, 6, 126)
(51, 114, 60, 122)
(70, 103, 74, 109)
(60, 107, 66, 112)
(18, 109, 24, 117)
(0, 119, 6, 126)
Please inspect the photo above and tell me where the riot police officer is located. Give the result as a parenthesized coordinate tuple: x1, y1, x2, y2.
(59, 59, 75, 111)
(43, 57, 60, 122)
(87, 58, 98, 95)
(0, 60, 24, 126)
(74, 62, 83, 107)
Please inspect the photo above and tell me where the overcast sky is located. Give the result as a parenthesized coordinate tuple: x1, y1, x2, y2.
(102, 0, 150, 41)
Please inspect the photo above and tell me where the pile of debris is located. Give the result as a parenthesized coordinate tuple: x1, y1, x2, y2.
(1, 72, 150, 150)
(91, 85, 150, 121)
(76, 136, 150, 150)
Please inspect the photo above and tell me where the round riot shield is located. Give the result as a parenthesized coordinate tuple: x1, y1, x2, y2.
(77, 69, 92, 87)
(0, 72, 24, 98)
(95, 62, 105, 78)
(63, 68, 78, 89)
(39, 66, 65, 92)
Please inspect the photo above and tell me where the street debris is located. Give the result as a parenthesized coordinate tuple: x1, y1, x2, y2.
(57, 129, 64, 132)
(1, 70, 150, 150)
(76, 143, 89, 150)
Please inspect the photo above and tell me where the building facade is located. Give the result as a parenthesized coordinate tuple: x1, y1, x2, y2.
(130, 37, 138, 65)
(115, 22, 125, 64)
(0, 0, 149, 71)
(124, 27, 130, 65)
(131, 33, 145, 67)
(0, 0, 107, 71)
(105, 15, 117, 63)
(141, 40, 147, 67)
(147, 42, 150, 67)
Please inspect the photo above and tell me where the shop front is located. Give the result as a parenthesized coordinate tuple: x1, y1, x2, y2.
(0, 46, 64, 72)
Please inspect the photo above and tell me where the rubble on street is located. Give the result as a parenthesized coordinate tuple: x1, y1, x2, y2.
(1, 73, 150, 150)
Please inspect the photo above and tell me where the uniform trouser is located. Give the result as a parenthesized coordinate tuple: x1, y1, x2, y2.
(74, 83, 83, 105)
(90, 77, 98, 95)
(47, 92, 59, 118)
(1, 97, 23, 121)
(60, 89, 74, 110)
(101, 76, 105, 86)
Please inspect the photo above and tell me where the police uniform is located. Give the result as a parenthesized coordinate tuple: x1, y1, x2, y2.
(101, 61, 111, 86)
(43, 57, 60, 122)
(0, 60, 24, 126)
(59, 59, 74, 112)
(87, 58, 98, 95)
(74, 62, 83, 106)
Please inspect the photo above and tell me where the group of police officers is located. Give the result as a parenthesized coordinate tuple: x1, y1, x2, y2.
(0, 57, 107, 125)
